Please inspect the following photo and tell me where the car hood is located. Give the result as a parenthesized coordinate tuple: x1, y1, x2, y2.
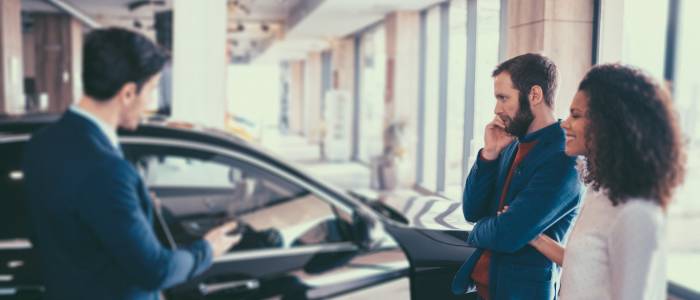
(348, 189, 473, 232)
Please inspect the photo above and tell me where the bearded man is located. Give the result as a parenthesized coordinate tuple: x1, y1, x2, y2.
(451, 53, 583, 300)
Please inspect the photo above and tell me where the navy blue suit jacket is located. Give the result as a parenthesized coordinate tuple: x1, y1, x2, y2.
(452, 122, 582, 299)
(23, 110, 212, 300)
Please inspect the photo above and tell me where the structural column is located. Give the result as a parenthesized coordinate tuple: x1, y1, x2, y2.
(288, 60, 305, 135)
(32, 13, 83, 113)
(304, 51, 322, 144)
(0, 0, 24, 114)
(327, 37, 355, 160)
(172, 0, 228, 128)
(384, 11, 420, 188)
(507, 0, 594, 117)
(331, 38, 355, 98)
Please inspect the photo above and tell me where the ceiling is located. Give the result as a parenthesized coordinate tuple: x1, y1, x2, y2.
(22, 0, 171, 19)
(288, 0, 444, 38)
(227, 0, 302, 63)
(21, 0, 172, 40)
(21, 0, 289, 61)
(229, 0, 300, 22)
(20, 0, 445, 64)
(257, 0, 444, 63)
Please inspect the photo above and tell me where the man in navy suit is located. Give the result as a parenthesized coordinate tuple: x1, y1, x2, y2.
(23, 28, 240, 300)
(452, 53, 582, 299)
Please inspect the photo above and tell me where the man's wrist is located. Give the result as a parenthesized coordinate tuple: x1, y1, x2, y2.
(481, 148, 500, 161)
(529, 235, 541, 247)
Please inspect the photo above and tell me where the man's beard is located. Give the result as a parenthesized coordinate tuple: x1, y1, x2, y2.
(502, 94, 534, 138)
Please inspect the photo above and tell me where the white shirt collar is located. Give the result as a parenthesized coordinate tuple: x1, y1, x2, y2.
(69, 105, 120, 149)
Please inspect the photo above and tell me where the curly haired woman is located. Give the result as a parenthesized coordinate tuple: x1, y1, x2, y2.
(525, 64, 686, 299)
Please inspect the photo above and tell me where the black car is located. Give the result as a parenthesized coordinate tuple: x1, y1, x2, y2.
(0, 115, 476, 300)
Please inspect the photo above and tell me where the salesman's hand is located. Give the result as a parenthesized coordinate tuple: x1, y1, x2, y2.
(482, 116, 515, 160)
(204, 221, 242, 258)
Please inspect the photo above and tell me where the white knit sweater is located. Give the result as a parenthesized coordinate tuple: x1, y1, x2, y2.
(559, 189, 667, 300)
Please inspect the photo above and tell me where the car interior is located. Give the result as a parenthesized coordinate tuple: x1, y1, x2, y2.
(133, 153, 352, 253)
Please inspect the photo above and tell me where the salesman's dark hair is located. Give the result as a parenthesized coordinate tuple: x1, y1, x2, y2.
(82, 27, 168, 101)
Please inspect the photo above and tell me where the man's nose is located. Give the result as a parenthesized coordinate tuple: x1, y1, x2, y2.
(494, 102, 503, 115)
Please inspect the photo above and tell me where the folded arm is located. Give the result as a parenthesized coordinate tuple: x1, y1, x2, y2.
(467, 154, 580, 253)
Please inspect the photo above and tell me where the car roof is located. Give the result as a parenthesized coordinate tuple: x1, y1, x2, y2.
(0, 113, 244, 141)
(0, 113, 269, 165)
(0, 113, 359, 209)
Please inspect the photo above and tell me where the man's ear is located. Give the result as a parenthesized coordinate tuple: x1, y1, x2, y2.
(529, 85, 544, 106)
(116, 82, 138, 106)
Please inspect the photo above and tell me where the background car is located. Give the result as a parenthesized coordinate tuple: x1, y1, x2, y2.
(0, 115, 476, 300)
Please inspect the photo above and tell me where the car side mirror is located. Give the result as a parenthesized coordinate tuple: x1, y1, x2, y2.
(352, 207, 385, 251)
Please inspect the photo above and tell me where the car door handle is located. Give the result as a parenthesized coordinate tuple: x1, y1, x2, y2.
(198, 279, 260, 295)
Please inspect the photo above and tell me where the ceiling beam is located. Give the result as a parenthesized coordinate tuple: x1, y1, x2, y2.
(43, 0, 101, 29)
(285, 0, 325, 32)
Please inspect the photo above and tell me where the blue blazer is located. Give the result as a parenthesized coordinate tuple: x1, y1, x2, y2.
(451, 122, 582, 299)
(23, 110, 212, 300)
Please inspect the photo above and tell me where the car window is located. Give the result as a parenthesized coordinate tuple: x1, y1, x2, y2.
(125, 144, 352, 252)
(139, 155, 234, 189)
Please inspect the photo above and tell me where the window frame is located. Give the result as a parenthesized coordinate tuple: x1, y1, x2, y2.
(120, 136, 361, 262)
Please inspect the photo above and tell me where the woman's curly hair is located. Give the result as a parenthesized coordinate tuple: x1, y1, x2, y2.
(578, 64, 686, 208)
